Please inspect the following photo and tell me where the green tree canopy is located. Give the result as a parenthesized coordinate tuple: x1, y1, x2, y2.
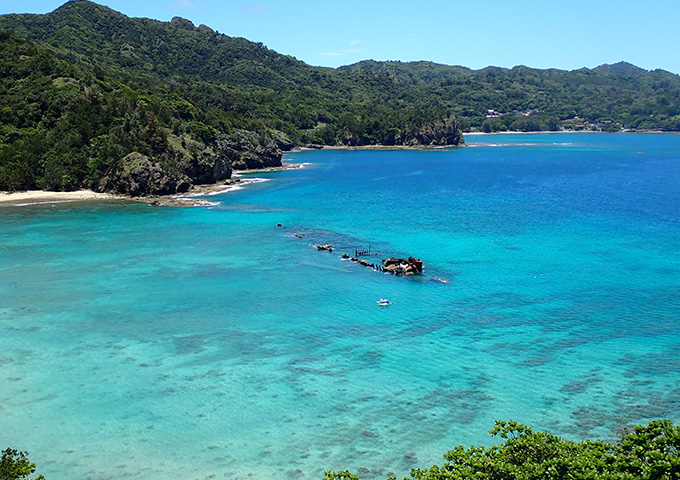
(325, 420, 680, 480)
(0, 448, 45, 480)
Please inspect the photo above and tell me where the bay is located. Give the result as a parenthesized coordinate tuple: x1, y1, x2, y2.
(1, 133, 679, 479)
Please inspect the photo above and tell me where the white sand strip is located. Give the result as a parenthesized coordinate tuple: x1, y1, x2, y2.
(0, 190, 124, 205)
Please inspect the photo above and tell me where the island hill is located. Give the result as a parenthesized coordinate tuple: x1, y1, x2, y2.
(2, 1, 680, 196)
(0, 0, 463, 196)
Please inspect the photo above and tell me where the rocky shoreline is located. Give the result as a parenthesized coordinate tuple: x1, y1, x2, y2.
(0, 163, 305, 208)
(100, 141, 463, 206)
(0, 138, 468, 208)
(141, 162, 304, 207)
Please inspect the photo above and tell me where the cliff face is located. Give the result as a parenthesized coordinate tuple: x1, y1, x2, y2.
(225, 131, 283, 170)
(94, 131, 285, 197)
(332, 115, 464, 148)
(390, 116, 463, 147)
(98, 152, 191, 196)
(97, 130, 283, 196)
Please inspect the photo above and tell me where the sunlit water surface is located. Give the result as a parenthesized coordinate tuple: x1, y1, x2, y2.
(1, 133, 679, 479)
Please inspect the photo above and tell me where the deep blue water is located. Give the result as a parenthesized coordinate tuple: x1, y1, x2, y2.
(1, 133, 679, 479)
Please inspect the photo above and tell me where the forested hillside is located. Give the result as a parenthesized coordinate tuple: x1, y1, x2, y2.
(0, 0, 462, 193)
(0, 30, 278, 193)
(340, 60, 680, 132)
(2, 0, 679, 193)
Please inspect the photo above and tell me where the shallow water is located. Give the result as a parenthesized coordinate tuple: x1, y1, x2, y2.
(1, 133, 679, 479)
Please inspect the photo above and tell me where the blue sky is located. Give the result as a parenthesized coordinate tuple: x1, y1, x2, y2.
(2, 0, 679, 75)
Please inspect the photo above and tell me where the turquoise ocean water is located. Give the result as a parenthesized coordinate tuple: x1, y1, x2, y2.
(1, 133, 679, 479)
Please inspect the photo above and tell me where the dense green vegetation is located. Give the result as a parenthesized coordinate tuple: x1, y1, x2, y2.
(0, 30, 192, 191)
(326, 420, 680, 480)
(0, 448, 45, 480)
(340, 60, 680, 133)
(0, 0, 454, 140)
(1, 0, 680, 192)
(0, 1, 461, 192)
(6, 420, 678, 479)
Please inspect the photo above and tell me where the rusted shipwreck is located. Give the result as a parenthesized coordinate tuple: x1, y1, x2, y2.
(315, 243, 334, 252)
(341, 254, 423, 275)
(311, 239, 423, 276)
(381, 256, 423, 275)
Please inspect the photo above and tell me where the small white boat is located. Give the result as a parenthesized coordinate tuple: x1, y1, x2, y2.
(377, 298, 391, 305)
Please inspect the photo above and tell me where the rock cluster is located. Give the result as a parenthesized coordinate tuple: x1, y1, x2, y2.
(169, 17, 217, 34)
(170, 17, 197, 31)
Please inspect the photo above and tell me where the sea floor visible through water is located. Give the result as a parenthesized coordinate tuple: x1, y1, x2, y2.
(1, 133, 679, 479)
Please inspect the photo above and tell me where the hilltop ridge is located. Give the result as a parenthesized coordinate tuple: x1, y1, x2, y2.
(339, 59, 680, 132)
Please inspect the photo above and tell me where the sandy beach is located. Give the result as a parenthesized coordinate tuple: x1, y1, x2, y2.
(0, 189, 124, 206)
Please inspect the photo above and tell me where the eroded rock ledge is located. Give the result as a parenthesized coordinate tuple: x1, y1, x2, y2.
(98, 129, 283, 196)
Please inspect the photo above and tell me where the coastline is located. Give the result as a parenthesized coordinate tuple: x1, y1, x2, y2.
(1, 132, 677, 480)
(0, 189, 125, 206)
(0, 163, 306, 208)
(2, 130, 673, 207)
(231, 162, 304, 174)
(464, 130, 577, 136)
(464, 129, 679, 136)
(154, 161, 306, 206)
(295, 144, 462, 151)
